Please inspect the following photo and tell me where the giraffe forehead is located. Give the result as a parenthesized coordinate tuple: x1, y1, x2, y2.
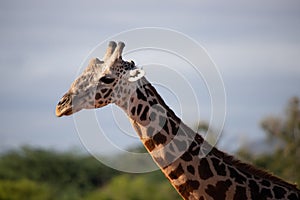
(70, 60, 133, 95)
(71, 69, 101, 92)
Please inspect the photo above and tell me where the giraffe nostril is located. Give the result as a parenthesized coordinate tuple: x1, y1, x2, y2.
(58, 93, 72, 106)
(58, 98, 67, 105)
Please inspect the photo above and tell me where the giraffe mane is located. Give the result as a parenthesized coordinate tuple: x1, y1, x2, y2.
(211, 147, 300, 192)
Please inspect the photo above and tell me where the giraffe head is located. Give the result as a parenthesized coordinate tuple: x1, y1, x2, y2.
(55, 41, 145, 117)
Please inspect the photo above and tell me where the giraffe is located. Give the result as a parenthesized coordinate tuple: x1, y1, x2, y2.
(56, 41, 300, 200)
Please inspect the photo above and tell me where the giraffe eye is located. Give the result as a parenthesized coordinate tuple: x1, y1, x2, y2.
(100, 76, 115, 84)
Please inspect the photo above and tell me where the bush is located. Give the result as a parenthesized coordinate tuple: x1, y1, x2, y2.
(0, 179, 52, 200)
(84, 173, 181, 200)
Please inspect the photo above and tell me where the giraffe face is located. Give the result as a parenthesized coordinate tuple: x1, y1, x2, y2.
(55, 41, 144, 117)
(56, 58, 115, 117)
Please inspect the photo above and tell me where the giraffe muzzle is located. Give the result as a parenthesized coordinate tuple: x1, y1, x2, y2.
(55, 93, 73, 117)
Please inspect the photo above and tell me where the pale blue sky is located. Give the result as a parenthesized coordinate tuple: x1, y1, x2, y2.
(0, 0, 299, 154)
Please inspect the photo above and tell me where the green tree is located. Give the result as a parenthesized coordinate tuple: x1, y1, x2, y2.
(84, 172, 181, 200)
(0, 147, 119, 199)
(82, 145, 182, 200)
(0, 179, 52, 200)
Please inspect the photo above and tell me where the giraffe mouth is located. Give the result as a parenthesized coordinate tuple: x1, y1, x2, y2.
(55, 93, 74, 117)
(56, 106, 73, 117)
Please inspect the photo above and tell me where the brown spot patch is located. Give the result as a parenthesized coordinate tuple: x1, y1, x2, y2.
(140, 106, 149, 121)
(198, 158, 214, 180)
(205, 180, 232, 199)
(177, 180, 200, 198)
(169, 163, 184, 180)
(180, 152, 193, 162)
(95, 93, 101, 100)
(211, 157, 226, 176)
(153, 133, 167, 145)
(273, 185, 286, 199)
(233, 186, 247, 200)
(144, 139, 155, 152)
(187, 165, 195, 175)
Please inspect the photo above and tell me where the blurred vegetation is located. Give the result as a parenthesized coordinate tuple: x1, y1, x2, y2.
(84, 173, 180, 200)
(238, 97, 300, 185)
(0, 147, 120, 199)
(0, 146, 179, 200)
(0, 97, 299, 199)
(0, 179, 51, 200)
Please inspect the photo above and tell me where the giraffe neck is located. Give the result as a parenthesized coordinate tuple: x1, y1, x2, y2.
(115, 77, 300, 200)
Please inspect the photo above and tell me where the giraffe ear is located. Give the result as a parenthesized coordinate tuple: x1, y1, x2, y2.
(128, 69, 145, 82)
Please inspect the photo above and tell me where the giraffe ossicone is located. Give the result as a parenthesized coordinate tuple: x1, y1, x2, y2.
(56, 41, 300, 200)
